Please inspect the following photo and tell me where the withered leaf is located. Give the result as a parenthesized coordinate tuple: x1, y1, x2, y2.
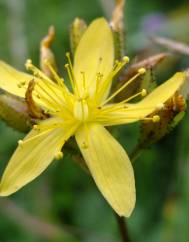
(139, 93, 186, 149)
(151, 36, 189, 55)
(114, 53, 169, 102)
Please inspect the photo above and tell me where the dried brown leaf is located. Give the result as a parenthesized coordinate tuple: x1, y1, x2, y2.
(151, 36, 189, 55)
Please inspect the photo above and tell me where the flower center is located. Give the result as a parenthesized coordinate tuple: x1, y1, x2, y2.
(74, 99, 89, 122)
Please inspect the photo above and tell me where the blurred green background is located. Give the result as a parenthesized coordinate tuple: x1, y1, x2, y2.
(0, 0, 189, 241)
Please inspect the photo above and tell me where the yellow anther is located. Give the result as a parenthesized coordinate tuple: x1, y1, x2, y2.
(33, 125, 38, 130)
(156, 103, 164, 110)
(138, 68, 146, 75)
(25, 59, 33, 70)
(55, 151, 63, 160)
(18, 140, 23, 146)
(122, 56, 130, 63)
(66, 52, 70, 58)
(152, 115, 160, 123)
(141, 89, 147, 97)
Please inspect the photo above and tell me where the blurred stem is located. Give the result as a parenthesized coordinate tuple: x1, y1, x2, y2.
(115, 213, 131, 242)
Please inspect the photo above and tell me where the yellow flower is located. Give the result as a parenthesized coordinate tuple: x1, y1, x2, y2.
(0, 18, 185, 217)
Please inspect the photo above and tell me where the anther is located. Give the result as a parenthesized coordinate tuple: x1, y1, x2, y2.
(25, 59, 33, 70)
(138, 68, 146, 75)
(156, 103, 164, 110)
(55, 151, 63, 160)
(33, 125, 38, 130)
(141, 89, 147, 97)
(66, 52, 70, 58)
(122, 56, 130, 63)
(152, 115, 160, 123)
(18, 140, 23, 146)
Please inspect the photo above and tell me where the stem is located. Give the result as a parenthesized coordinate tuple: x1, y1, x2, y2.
(115, 213, 131, 242)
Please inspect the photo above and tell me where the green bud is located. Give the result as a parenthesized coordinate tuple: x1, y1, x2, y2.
(69, 18, 87, 54)
(111, 0, 125, 60)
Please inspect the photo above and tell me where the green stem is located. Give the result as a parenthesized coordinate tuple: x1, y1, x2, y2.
(115, 213, 131, 242)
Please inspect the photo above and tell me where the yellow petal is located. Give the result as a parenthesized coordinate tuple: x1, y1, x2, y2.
(75, 124, 135, 217)
(0, 61, 33, 97)
(0, 118, 77, 196)
(74, 18, 114, 98)
(0, 61, 72, 113)
(101, 72, 185, 126)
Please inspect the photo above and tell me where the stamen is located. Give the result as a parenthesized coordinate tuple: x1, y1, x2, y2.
(117, 89, 148, 105)
(96, 56, 130, 100)
(152, 115, 160, 122)
(17, 129, 53, 146)
(66, 52, 74, 71)
(55, 151, 63, 160)
(36, 80, 63, 110)
(18, 140, 23, 146)
(65, 63, 75, 91)
(44, 59, 65, 87)
(33, 125, 39, 130)
(142, 115, 160, 122)
(138, 68, 146, 75)
(65, 52, 79, 95)
(156, 103, 164, 110)
(97, 114, 161, 124)
(141, 89, 147, 97)
(122, 56, 130, 63)
(101, 67, 146, 106)
(25, 59, 52, 82)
